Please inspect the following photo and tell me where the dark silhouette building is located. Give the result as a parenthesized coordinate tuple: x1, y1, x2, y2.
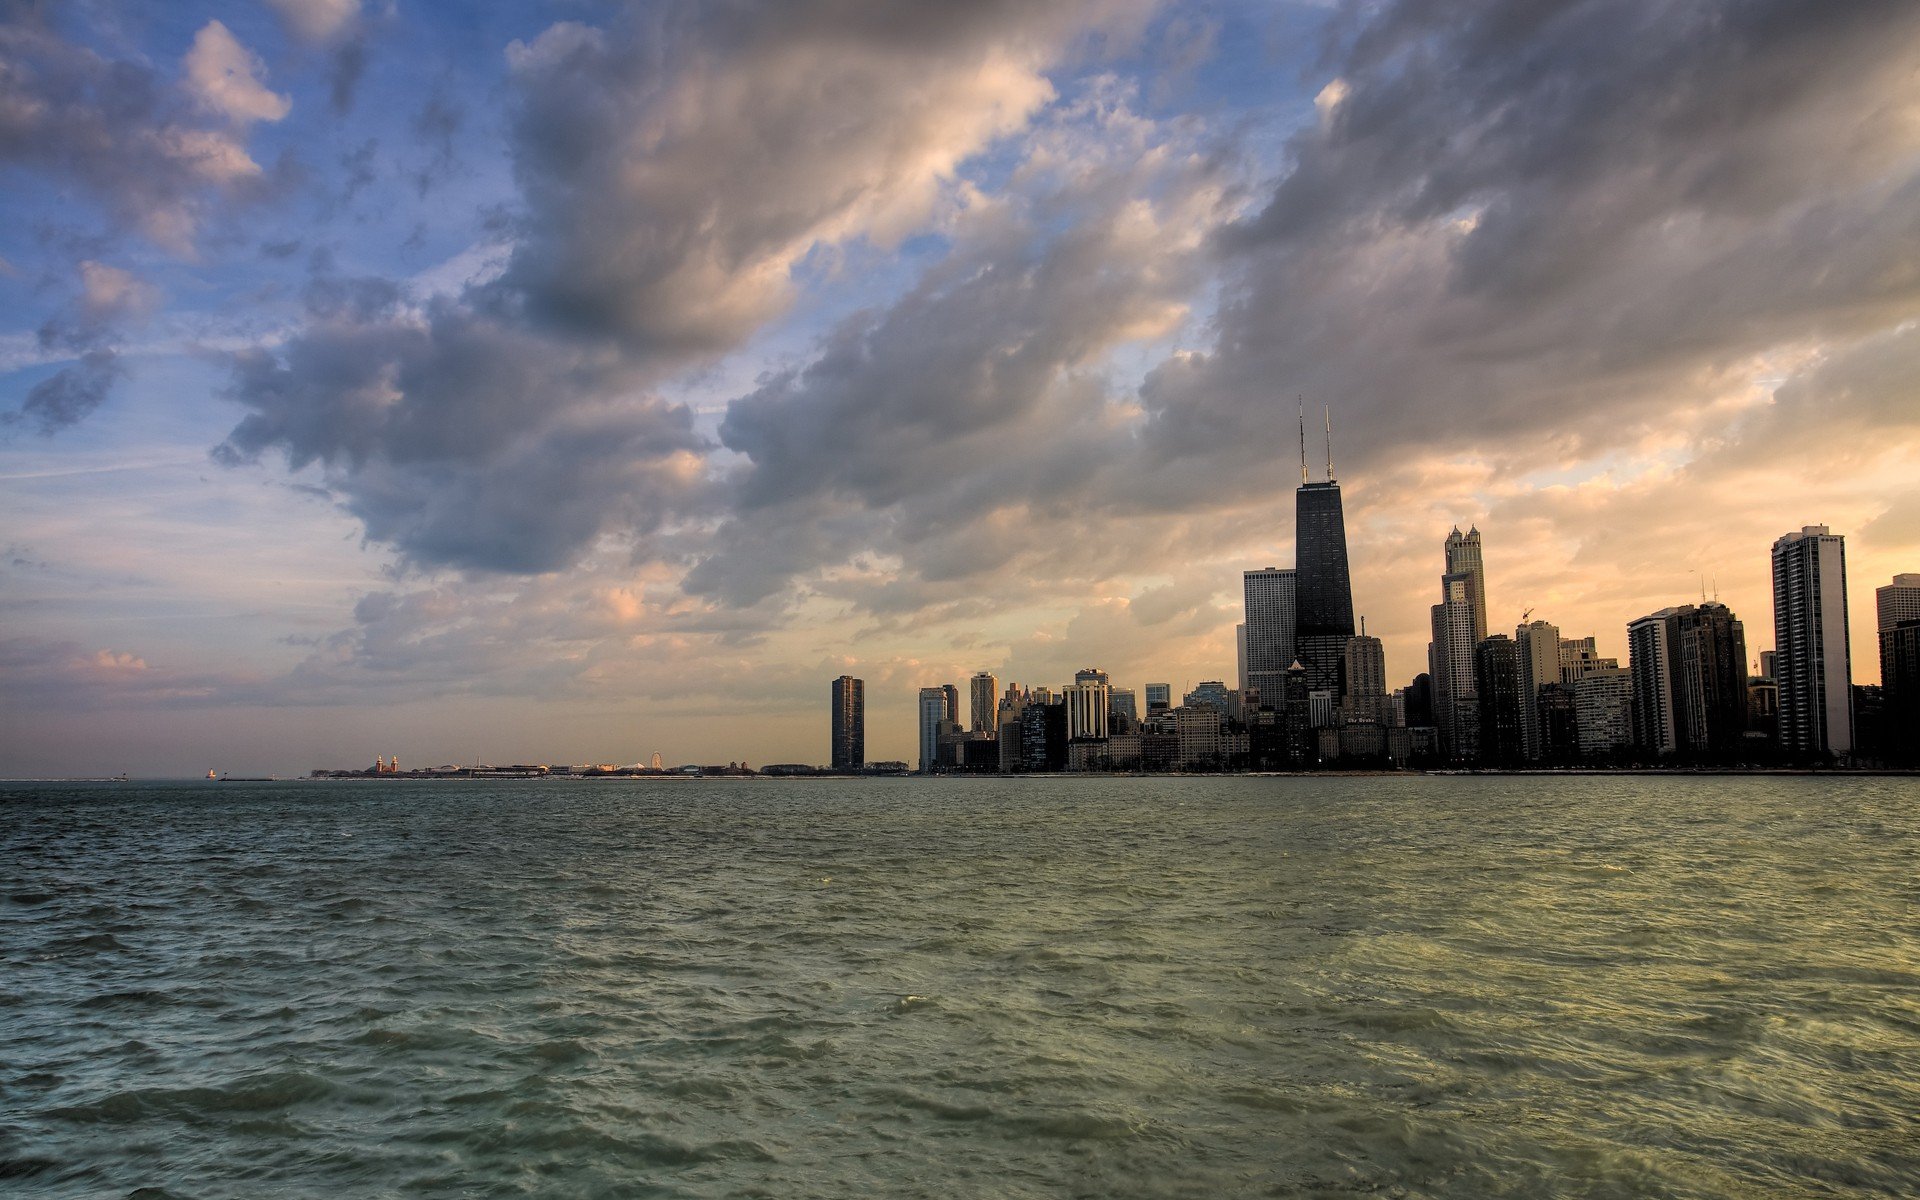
(830, 675, 864, 771)
(1295, 484, 1355, 703)
(1883, 619, 1920, 765)
(1474, 635, 1525, 767)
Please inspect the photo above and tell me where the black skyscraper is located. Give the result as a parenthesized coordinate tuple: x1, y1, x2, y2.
(1294, 480, 1356, 700)
(830, 675, 864, 771)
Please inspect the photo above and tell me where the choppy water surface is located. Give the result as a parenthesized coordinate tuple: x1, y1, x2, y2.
(3, 776, 1918, 1198)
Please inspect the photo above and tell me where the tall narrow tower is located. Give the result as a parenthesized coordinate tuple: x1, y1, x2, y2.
(831, 675, 865, 771)
(1294, 408, 1356, 701)
(1772, 526, 1853, 759)
(1444, 527, 1488, 645)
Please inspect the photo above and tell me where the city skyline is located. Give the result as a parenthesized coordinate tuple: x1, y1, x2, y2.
(4, 2, 1920, 776)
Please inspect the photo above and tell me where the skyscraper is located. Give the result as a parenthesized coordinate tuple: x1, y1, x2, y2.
(969, 672, 999, 733)
(1772, 526, 1854, 759)
(1672, 602, 1749, 758)
(830, 675, 864, 771)
(1444, 527, 1488, 645)
(1342, 632, 1387, 724)
(1631, 603, 1752, 760)
(1628, 610, 1679, 757)
(1145, 683, 1171, 715)
(918, 687, 949, 773)
(1474, 634, 1525, 766)
(1242, 567, 1297, 709)
(1293, 407, 1355, 702)
(1065, 682, 1110, 742)
(941, 684, 961, 728)
(1879, 575, 1920, 763)
(1514, 618, 1561, 761)
(1430, 570, 1480, 760)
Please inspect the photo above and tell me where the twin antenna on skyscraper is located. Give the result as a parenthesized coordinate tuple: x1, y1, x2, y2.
(1297, 395, 1335, 485)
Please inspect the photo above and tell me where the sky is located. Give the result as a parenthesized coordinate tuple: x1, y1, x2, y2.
(2, 0, 1917, 777)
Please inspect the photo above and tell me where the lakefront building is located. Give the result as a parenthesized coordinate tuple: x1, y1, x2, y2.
(830, 675, 864, 771)
(1772, 526, 1853, 759)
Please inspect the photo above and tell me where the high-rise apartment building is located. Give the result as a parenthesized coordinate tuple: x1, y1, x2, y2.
(1242, 567, 1297, 709)
(830, 675, 864, 771)
(941, 684, 961, 729)
(1430, 571, 1480, 760)
(1881, 619, 1920, 765)
(1342, 633, 1387, 724)
(1572, 667, 1634, 760)
(1515, 618, 1561, 762)
(1627, 612, 1678, 757)
(1879, 576, 1920, 754)
(1673, 602, 1749, 757)
(1064, 678, 1111, 742)
(917, 686, 949, 773)
(969, 672, 999, 733)
(1145, 683, 1171, 715)
(1474, 634, 1525, 766)
(1772, 526, 1853, 759)
(1631, 603, 1751, 759)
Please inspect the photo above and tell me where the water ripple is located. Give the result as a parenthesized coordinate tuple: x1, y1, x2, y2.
(2, 775, 1917, 1197)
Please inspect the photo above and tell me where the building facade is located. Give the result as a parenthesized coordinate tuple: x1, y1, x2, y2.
(1515, 618, 1561, 762)
(1431, 571, 1480, 760)
(917, 686, 949, 773)
(1772, 526, 1853, 759)
(1295, 481, 1356, 703)
(969, 672, 999, 733)
(830, 675, 864, 771)
(1242, 567, 1297, 708)
(1474, 634, 1525, 766)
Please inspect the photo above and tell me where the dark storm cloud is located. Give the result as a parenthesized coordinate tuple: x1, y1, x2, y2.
(1142, 0, 1920, 474)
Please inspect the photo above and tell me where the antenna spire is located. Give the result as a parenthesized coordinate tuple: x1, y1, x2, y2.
(1298, 395, 1308, 486)
(1324, 405, 1334, 481)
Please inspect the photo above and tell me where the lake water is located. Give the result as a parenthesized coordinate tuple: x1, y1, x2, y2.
(3, 775, 1917, 1197)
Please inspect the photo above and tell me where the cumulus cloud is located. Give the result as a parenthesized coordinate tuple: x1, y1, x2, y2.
(183, 20, 291, 125)
(215, 0, 1158, 576)
(497, 3, 1149, 353)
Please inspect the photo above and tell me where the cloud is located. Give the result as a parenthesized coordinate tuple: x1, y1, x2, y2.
(264, 0, 362, 44)
(183, 21, 291, 125)
(6, 350, 123, 434)
(214, 0, 1160, 577)
(497, 2, 1150, 353)
(0, 16, 285, 251)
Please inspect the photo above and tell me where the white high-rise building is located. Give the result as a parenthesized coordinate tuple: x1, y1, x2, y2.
(1064, 678, 1111, 742)
(1773, 526, 1853, 758)
(1573, 667, 1634, 759)
(1242, 567, 1296, 708)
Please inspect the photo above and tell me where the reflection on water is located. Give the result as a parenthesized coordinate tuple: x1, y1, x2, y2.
(3, 775, 1917, 1197)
